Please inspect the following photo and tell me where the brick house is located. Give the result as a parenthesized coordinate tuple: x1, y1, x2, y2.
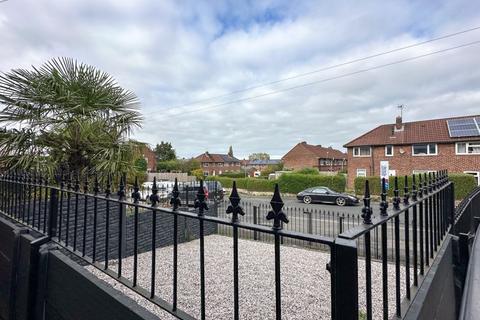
(242, 159, 282, 177)
(195, 152, 241, 176)
(142, 146, 157, 172)
(344, 115, 480, 188)
(282, 142, 347, 172)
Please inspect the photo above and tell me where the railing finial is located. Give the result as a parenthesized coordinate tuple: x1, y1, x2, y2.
(150, 176, 159, 207)
(93, 175, 100, 195)
(226, 181, 245, 223)
(423, 173, 428, 196)
(170, 178, 181, 210)
(83, 175, 89, 194)
(131, 176, 140, 203)
(361, 180, 373, 224)
(194, 179, 208, 215)
(118, 173, 126, 201)
(266, 184, 289, 230)
(105, 174, 112, 198)
(412, 174, 418, 201)
(379, 177, 389, 216)
(403, 175, 410, 205)
(428, 172, 433, 193)
(393, 176, 401, 210)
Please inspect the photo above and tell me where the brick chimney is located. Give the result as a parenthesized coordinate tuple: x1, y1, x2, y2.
(394, 116, 404, 132)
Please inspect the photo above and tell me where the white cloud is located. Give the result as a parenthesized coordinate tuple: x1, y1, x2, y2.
(1, 0, 480, 159)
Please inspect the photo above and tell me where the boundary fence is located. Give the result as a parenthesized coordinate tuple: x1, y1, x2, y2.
(0, 170, 457, 320)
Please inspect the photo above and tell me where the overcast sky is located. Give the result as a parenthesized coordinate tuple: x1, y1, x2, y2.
(1, 1, 480, 159)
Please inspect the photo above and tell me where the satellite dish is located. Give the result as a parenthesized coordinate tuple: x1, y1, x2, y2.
(399, 148, 405, 154)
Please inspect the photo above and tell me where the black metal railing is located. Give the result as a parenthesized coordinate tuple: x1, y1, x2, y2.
(0, 172, 335, 320)
(336, 170, 454, 319)
(0, 169, 457, 320)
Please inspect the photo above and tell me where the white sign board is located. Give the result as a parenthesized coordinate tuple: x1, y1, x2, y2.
(380, 161, 389, 190)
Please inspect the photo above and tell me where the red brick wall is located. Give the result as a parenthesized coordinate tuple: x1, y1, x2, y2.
(142, 147, 157, 172)
(346, 143, 480, 188)
(201, 162, 241, 176)
(283, 154, 318, 170)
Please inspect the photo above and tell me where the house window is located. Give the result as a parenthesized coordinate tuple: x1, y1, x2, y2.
(456, 142, 480, 155)
(218, 162, 224, 167)
(412, 144, 437, 156)
(203, 163, 209, 167)
(353, 146, 371, 157)
(412, 170, 436, 175)
(203, 171, 209, 176)
(356, 169, 367, 177)
(464, 171, 480, 186)
(385, 145, 394, 157)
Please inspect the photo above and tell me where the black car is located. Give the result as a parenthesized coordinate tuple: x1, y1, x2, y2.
(296, 187, 359, 206)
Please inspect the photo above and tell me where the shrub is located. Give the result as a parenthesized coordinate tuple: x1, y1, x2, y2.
(219, 171, 247, 179)
(448, 174, 477, 199)
(294, 167, 319, 175)
(354, 173, 477, 200)
(278, 173, 346, 193)
(209, 174, 346, 194)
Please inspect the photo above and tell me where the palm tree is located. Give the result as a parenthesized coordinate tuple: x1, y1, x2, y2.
(0, 57, 144, 179)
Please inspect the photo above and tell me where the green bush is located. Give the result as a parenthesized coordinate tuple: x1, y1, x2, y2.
(294, 167, 319, 175)
(449, 174, 477, 199)
(208, 173, 346, 194)
(354, 174, 477, 200)
(219, 171, 247, 178)
(277, 173, 346, 193)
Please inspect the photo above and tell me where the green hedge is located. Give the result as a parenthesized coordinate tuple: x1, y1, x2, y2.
(208, 173, 346, 194)
(354, 174, 476, 200)
(448, 174, 478, 199)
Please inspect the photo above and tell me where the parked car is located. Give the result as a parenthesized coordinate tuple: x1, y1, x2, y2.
(168, 181, 225, 206)
(296, 187, 359, 206)
(140, 181, 173, 200)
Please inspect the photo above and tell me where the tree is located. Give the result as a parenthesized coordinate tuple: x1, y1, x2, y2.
(248, 153, 270, 161)
(154, 141, 176, 162)
(134, 158, 148, 172)
(191, 168, 204, 180)
(0, 57, 143, 179)
(228, 145, 234, 157)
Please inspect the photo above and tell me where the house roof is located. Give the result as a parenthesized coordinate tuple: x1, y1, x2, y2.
(282, 142, 347, 160)
(195, 152, 240, 163)
(344, 114, 480, 147)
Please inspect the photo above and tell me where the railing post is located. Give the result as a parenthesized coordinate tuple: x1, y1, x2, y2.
(331, 237, 358, 320)
(253, 206, 259, 240)
(48, 188, 59, 238)
(450, 182, 456, 234)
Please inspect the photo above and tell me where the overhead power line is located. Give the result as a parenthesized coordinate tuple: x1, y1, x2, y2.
(148, 25, 480, 115)
(152, 40, 480, 121)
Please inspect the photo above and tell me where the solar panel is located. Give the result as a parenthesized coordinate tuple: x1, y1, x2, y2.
(447, 118, 480, 137)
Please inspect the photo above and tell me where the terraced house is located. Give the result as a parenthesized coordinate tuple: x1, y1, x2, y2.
(195, 151, 241, 176)
(344, 114, 480, 188)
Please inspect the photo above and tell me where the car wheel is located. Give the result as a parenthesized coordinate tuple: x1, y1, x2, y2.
(303, 196, 312, 204)
(336, 197, 346, 206)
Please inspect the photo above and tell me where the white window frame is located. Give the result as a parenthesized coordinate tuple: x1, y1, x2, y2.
(356, 169, 367, 177)
(456, 142, 480, 155)
(203, 163, 209, 167)
(412, 143, 438, 156)
(385, 145, 394, 157)
(353, 146, 372, 157)
(464, 171, 480, 186)
(412, 170, 437, 175)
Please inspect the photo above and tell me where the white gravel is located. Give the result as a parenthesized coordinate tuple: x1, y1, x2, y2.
(86, 235, 411, 319)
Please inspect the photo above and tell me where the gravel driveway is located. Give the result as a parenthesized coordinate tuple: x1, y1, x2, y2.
(87, 235, 410, 319)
